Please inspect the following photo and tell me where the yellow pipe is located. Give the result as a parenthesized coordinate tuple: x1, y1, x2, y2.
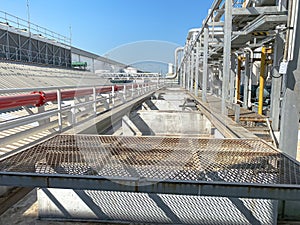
(258, 47, 267, 115)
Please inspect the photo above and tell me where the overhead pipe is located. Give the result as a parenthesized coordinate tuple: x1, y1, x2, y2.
(166, 47, 184, 79)
(0, 85, 124, 111)
(178, 0, 223, 71)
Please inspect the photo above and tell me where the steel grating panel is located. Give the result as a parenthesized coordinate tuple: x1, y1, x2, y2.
(0, 134, 300, 200)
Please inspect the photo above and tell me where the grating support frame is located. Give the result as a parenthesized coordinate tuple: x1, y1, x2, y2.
(0, 134, 299, 200)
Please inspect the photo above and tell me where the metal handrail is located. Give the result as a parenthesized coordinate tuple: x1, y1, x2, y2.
(0, 81, 163, 154)
(0, 10, 71, 46)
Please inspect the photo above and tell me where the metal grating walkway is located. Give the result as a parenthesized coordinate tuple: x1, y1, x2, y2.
(0, 134, 300, 200)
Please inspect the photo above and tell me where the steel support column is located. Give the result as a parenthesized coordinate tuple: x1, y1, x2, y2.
(221, 0, 232, 115)
(195, 41, 200, 97)
(187, 56, 191, 91)
(190, 49, 195, 93)
(208, 67, 213, 94)
(270, 32, 284, 131)
(203, 27, 209, 102)
(279, 1, 300, 159)
(218, 64, 223, 97)
(182, 62, 186, 88)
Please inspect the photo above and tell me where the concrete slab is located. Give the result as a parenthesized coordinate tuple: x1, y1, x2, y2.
(129, 111, 211, 136)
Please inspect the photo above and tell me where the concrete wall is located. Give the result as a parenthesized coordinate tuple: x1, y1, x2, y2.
(38, 188, 277, 224)
(127, 111, 211, 136)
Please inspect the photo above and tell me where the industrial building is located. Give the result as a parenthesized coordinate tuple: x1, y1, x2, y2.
(0, 0, 300, 224)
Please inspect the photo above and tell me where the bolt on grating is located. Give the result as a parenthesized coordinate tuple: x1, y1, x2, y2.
(0, 134, 299, 185)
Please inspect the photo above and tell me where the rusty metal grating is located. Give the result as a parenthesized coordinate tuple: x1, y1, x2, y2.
(0, 134, 299, 186)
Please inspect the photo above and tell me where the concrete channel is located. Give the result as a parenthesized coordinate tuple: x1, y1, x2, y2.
(0, 87, 299, 224)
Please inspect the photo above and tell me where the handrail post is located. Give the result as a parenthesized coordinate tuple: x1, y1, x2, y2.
(57, 89, 62, 132)
(93, 87, 97, 116)
(111, 86, 115, 106)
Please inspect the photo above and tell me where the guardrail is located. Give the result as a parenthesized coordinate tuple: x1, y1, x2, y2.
(0, 81, 163, 155)
(0, 10, 71, 46)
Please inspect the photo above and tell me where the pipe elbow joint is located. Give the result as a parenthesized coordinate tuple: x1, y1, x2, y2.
(31, 91, 46, 107)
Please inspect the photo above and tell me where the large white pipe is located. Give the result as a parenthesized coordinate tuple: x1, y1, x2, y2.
(244, 47, 254, 108)
(166, 46, 184, 79)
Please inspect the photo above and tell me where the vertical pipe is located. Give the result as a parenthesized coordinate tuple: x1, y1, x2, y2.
(236, 56, 242, 103)
(203, 26, 209, 102)
(221, 0, 232, 115)
(243, 52, 250, 109)
(179, 68, 183, 87)
(190, 49, 194, 93)
(230, 54, 236, 103)
(258, 47, 266, 115)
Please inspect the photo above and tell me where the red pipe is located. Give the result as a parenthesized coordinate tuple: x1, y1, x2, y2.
(0, 85, 122, 111)
(0, 93, 42, 110)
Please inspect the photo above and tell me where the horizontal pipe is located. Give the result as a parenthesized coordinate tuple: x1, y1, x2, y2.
(0, 93, 42, 110)
(0, 85, 124, 111)
(0, 83, 154, 111)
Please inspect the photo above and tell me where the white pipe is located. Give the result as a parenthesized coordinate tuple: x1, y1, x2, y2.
(166, 47, 184, 79)
(244, 47, 253, 108)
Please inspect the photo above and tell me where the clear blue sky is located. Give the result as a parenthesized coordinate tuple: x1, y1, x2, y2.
(0, 0, 213, 56)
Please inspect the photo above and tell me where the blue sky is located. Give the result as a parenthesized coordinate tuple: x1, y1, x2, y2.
(0, 0, 213, 56)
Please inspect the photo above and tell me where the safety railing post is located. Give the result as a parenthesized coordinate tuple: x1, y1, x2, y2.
(123, 85, 126, 102)
(93, 87, 97, 116)
(57, 89, 62, 132)
(111, 86, 115, 106)
(131, 83, 134, 98)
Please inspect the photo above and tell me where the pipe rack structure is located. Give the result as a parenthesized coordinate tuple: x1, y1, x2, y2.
(178, 0, 299, 160)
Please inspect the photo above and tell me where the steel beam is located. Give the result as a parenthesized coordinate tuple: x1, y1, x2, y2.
(232, 6, 284, 16)
(0, 173, 299, 201)
(221, 0, 232, 115)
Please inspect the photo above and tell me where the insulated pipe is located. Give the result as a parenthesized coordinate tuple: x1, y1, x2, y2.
(0, 85, 124, 111)
(0, 93, 44, 110)
(166, 47, 184, 79)
(244, 47, 254, 108)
